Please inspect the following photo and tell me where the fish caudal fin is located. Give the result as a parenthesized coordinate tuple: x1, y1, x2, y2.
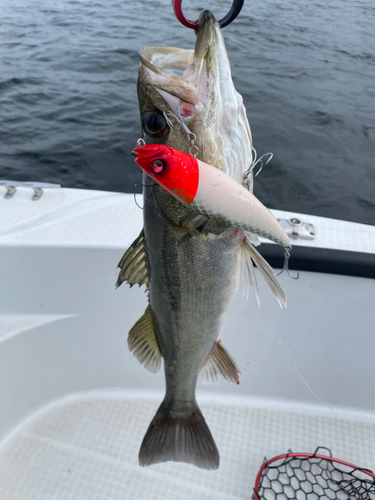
(200, 339, 240, 384)
(116, 229, 149, 289)
(139, 400, 219, 470)
(239, 232, 287, 308)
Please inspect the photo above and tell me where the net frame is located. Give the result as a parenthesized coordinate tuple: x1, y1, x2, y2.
(253, 447, 375, 500)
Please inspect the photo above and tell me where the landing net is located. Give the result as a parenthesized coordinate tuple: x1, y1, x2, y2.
(253, 447, 375, 500)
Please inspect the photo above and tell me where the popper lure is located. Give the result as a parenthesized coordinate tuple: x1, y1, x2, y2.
(133, 143, 290, 248)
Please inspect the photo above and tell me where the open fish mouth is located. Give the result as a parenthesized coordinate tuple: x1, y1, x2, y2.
(138, 10, 252, 181)
(138, 10, 235, 114)
(139, 45, 196, 107)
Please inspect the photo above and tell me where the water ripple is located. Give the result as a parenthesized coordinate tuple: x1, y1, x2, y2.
(0, 0, 374, 224)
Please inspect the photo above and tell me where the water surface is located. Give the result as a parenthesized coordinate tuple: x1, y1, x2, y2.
(1, 0, 374, 224)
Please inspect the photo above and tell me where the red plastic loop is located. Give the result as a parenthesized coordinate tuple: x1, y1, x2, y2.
(172, 0, 199, 30)
(172, 0, 245, 32)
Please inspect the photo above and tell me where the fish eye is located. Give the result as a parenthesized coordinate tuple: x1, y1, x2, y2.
(151, 159, 165, 173)
(142, 111, 168, 139)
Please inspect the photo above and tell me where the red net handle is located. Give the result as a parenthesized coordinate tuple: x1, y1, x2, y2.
(253, 452, 375, 500)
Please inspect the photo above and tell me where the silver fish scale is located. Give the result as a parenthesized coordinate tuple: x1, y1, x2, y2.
(143, 181, 243, 414)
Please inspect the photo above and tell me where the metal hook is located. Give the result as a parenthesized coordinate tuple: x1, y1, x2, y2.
(275, 245, 299, 280)
(243, 147, 273, 189)
(163, 105, 199, 157)
(131, 137, 146, 156)
(172, 0, 245, 31)
(253, 152, 273, 177)
(163, 104, 195, 138)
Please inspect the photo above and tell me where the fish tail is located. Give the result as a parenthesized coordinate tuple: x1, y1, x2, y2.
(139, 399, 219, 470)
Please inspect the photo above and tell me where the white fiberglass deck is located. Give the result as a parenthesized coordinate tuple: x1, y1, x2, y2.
(1, 392, 375, 500)
(1, 186, 375, 254)
(1, 187, 375, 499)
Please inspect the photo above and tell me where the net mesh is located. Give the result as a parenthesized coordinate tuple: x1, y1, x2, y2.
(253, 448, 375, 500)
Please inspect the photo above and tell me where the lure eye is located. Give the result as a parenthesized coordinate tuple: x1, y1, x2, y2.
(142, 111, 168, 139)
(151, 159, 165, 174)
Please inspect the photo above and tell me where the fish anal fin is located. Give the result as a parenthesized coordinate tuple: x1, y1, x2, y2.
(128, 305, 162, 373)
(139, 400, 219, 470)
(116, 229, 149, 289)
(200, 340, 240, 384)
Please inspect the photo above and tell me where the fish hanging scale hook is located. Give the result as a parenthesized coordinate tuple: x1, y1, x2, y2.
(172, 0, 245, 32)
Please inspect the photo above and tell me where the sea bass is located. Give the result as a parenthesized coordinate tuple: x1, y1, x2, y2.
(117, 10, 288, 470)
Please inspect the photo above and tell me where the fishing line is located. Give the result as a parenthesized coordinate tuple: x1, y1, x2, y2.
(133, 184, 143, 210)
(252, 303, 340, 420)
(133, 182, 159, 210)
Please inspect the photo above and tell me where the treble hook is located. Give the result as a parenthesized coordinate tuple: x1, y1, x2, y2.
(253, 152, 273, 177)
(163, 104, 199, 157)
(275, 245, 299, 280)
(163, 104, 191, 136)
(172, 0, 245, 32)
(243, 147, 273, 190)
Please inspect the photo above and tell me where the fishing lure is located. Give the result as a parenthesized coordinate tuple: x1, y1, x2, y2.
(133, 143, 290, 248)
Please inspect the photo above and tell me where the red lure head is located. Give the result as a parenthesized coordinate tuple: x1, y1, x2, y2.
(133, 144, 199, 205)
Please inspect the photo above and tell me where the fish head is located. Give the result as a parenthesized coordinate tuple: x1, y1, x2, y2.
(133, 144, 199, 204)
(137, 10, 252, 184)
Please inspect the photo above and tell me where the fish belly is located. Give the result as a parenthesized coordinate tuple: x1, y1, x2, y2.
(144, 184, 241, 404)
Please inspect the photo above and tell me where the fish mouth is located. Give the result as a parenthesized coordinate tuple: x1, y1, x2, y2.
(139, 46, 196, 106)
(138, 10, 221, 114)
(138, 11, 252, 181)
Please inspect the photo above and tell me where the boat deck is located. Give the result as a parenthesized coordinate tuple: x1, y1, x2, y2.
(1, 391, 375, 500)
(1, 186, 375, 254)
(1, 187, 375, 499)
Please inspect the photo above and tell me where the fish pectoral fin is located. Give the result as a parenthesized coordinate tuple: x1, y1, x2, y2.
(200, 340, 240, 385)
(239, 232, 287, 308)
(128, 305, 162, 373)
(116, 229, 149, 289)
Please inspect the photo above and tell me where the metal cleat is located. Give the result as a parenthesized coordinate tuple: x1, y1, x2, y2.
(277, 217, 316, 240)
(0, 181, 61, 200)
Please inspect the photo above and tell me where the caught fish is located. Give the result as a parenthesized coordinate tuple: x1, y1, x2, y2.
(133, 143, 290, 247)
(117, 10, 288, 470)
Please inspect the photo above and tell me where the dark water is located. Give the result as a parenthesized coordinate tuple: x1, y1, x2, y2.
(1, 0, 374, 224)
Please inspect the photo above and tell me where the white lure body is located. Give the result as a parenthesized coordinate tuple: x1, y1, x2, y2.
(193, 159, 290, 247)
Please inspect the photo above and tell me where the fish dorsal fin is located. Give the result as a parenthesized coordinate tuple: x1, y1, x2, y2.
(238, 232, 287, 308)
(128, 305, 162, 373)
(116, 229, 149, 289)
(200, 340, 240, 384)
